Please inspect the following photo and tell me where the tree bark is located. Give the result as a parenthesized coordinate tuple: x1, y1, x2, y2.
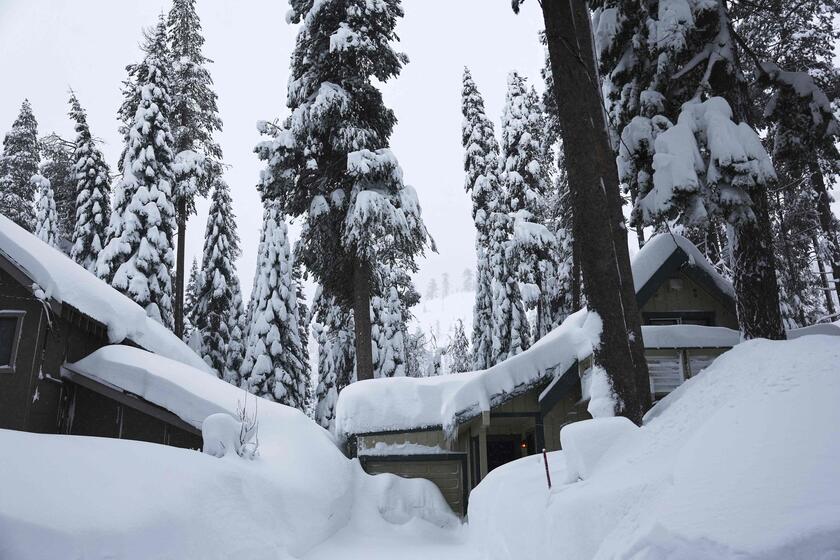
(175, 198, 187, 339)
(353, 258, 374, 381)
(809, 158, 840, 306)
(812, 236, 836, 318)
(541, 0, 651, 423)
(732, 188, 786, 340)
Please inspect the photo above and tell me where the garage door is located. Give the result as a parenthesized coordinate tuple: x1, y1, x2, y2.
(361, 455, 467, 516)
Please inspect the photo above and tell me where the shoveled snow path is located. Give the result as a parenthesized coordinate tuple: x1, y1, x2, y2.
(303, 518, 481, 560)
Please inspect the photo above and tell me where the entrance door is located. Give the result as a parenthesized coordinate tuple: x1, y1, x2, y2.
(486, 435, 520, 473)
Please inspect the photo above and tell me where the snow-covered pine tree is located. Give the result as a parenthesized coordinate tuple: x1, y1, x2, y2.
(596, 0, 786, 340)
(0, 100, 40, 231)
(312, 289, 355, 429)
(39, 134, 75, 243)
(256, 0, 431, 382)
(371, 269, 407, 378)
(540, 42, 578, 321)
(240, 201, 308, 409)
(166, 0, 224, 338)
(461, 67, 499, 369)
(33, 175, 58, 247)
(291, 254, 312, 402)
(500, 72, 558, 342)
(192, 180, 241, 377)
(224, 276, 247, 386)
(68, 92, 112, 274)
(183, 257, 200, 334)
(487, 208, 530, 365)
(447, 319, 472, 373)
(97, 19, 177, 329)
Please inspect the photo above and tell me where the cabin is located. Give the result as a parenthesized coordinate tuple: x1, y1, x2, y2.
(0, 215, 210, 448)
(335, 233, 743, 516)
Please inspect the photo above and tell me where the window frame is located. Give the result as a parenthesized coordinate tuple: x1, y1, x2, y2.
(0, 310, 26, 374)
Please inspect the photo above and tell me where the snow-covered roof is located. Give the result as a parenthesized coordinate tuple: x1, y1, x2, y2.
(0, 215, 210, 372)
(64, 345, 238, 429)
(335, 309, 602, 438)
(788, 322, 840, 339)
(641, 325, 741, 349)
(631, 232, 735, 303)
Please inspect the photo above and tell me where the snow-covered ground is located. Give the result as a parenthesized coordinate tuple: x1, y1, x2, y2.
(3, 335, 839, 559)
(468, 335, 840, 559)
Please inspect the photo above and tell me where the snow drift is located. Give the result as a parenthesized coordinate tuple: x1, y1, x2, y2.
(468, 335, 840, 559)
(0, 346, 459, 560)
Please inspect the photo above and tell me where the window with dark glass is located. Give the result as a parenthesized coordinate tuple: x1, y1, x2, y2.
(0, 311, 24, 373)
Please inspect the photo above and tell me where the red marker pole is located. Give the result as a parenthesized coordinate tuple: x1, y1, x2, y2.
(542, 448, 552, 489)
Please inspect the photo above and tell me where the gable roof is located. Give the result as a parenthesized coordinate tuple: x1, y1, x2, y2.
(631, 233, 736, 310)
(0, 215, 211, 373)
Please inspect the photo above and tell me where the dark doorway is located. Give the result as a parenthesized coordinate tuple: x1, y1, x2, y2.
(487, 435, 520, 473)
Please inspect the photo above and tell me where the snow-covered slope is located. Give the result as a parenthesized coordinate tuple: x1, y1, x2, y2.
(410, 289, 475, 345)
(468, 335, 840, 559)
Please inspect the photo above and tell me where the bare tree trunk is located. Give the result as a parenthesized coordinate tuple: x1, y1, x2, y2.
(175, 198, 187, 339)
(812, 236, 836, 318)
(541, 0, 651, 423)
(809, 159, 840, 305)
(353, 258, 374, 381)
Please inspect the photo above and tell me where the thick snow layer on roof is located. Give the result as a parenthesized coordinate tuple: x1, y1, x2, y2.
(631, 232, 735, 299)
(641, 324, 740, 348)
(67, 345, 249, 429)
(1, 345, 459, 559)
(469, 336, 840, 559)
(335, 309, 602, 437)
(0, 215, 210, 372)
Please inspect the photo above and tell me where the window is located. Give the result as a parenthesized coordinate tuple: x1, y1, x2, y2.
(0, 311, 25, 374)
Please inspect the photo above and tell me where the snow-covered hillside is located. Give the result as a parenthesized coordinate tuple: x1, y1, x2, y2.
(468, 335, 840, 559)
(410, 289, 475, 346)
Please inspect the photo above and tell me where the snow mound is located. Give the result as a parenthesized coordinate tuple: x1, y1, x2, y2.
(469, 336, 840, 559)
(336, 309, 602, 437)
(560, 417, 638, 482)
(0, 215, 210, 372)
(1, 345, 459, 559)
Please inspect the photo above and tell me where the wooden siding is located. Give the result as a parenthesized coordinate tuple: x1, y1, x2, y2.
(641, 270, 738, 329)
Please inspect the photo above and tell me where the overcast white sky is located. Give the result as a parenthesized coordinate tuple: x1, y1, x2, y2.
(0, 0, 547, 299)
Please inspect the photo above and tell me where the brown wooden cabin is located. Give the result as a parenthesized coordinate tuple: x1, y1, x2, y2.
(344, 234, 742, 516)
(0, 220, 203, 449)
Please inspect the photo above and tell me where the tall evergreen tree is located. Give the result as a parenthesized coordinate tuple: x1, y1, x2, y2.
(515, 0, 652, 423)
(39, 134, 75, 242)
(224, 276, 247, 386)
(447, 319, 472, 373)
(256, 0, 431, 382)
(487, 208, 530, 365)
(500, 72, 558, 341)
(371, 269, 408, 378)
(0, 100, 40, 231)
(461, 67, 499, 370)
(312, 289, 355, 429)
(193, 180, 241, 377)
(292, 256, 312, 392)
(240, 201, 308, 409)
(167, 0, 224, 338)
(184, 257, 200, 334)
(97, 20, 177, 329)
(69, 92, 112, 273)
(33, 174, 58, 247)
(596, 0, 786, 340)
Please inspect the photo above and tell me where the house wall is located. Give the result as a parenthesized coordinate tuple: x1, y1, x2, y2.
(0, 268, 49, 431)
(641, 270, 738, 329)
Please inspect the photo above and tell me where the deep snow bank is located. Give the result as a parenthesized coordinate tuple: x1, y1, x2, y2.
(468, 336, 840, 559)
(0, 362, 459, 560)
